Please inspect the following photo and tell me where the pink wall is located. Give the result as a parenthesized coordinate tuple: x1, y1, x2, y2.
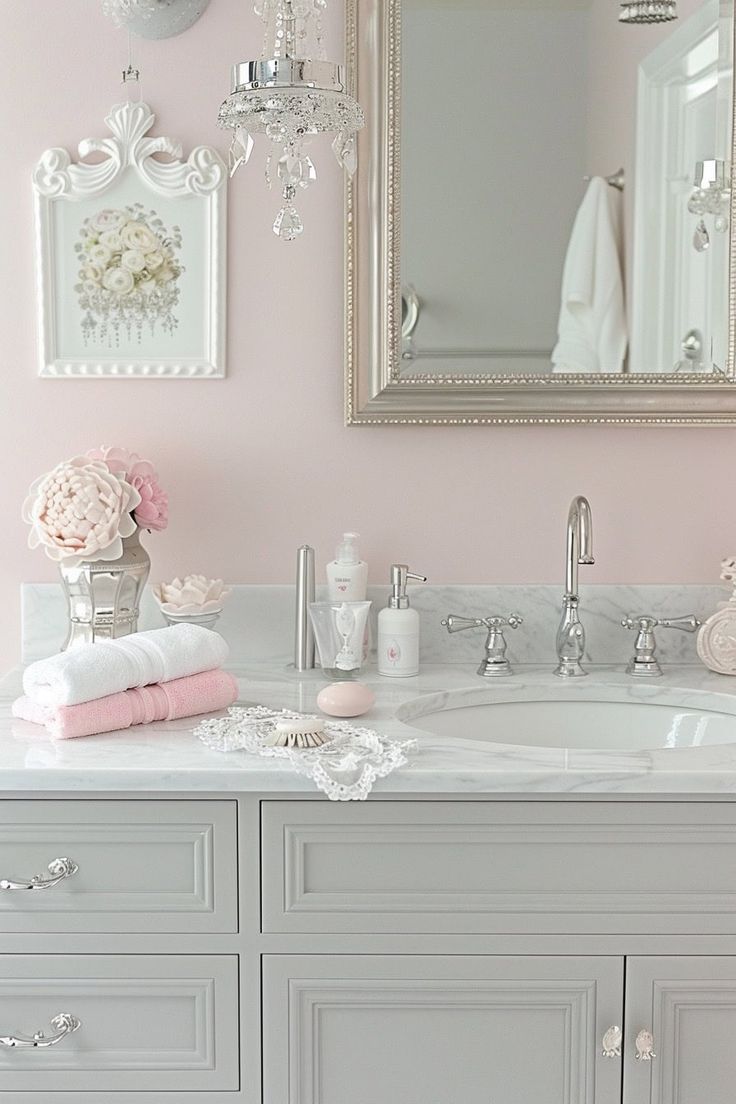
(1, 0, 735, 673)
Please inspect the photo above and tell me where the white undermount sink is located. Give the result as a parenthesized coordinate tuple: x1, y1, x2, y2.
(399, 687, 736, 751)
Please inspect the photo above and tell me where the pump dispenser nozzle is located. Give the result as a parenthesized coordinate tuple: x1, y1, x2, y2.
(387, 564, 427, 609)
(336, 532, 360, 565)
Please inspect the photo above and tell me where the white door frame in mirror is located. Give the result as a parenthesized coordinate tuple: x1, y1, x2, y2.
(345, 0, 736, 424)
(33, 101, 227, 379)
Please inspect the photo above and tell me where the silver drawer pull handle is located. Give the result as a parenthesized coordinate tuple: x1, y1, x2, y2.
(601, 1025, 622, 1058)
(0, 857, 78, 891)
(0, 1013, 81, 1049)
(635, 1029, 656, 1061)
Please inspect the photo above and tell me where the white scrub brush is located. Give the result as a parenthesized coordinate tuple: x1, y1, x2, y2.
(266, 716, 329, 749)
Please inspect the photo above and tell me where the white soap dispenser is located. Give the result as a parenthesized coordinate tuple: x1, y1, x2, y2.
(326, 532, 368, 601)
(377, 564, 427, 677)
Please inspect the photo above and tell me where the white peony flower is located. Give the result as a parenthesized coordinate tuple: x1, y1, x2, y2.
(22, 457, 141, 565)
(99, 228, 123, 251)
(121, 249, 147, 273)
(144, 250, 164, 271)
(87, 243, 112, 267)
(121, 220, 159, 253)
(90, 209, 126, 233)
(102, 266, 135, 295)
(80, 263, 103, 285)
(153, 575, 231, 615)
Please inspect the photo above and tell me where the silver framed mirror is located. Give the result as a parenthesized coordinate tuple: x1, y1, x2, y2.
(345, 0, 736, 424)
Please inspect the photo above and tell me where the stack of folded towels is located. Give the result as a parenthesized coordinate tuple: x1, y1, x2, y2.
(13, 624, 238, 740)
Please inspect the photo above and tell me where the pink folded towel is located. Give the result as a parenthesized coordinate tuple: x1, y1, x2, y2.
(13, 669, 238, 740)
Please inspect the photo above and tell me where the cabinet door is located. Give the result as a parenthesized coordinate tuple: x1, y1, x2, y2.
(263, 955, 624, 1104)
(624, 957, 736, 1104)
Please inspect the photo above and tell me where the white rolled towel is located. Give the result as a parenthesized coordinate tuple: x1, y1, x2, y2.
(23, 624, 230, 708)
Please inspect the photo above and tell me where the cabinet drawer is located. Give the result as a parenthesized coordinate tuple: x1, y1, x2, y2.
(262, 800, 736, 935)
(0, 800, 237, 933)
(0, 954, 239, 1093)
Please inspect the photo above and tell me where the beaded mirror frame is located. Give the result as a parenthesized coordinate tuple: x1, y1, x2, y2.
(344, 0, 736, 425)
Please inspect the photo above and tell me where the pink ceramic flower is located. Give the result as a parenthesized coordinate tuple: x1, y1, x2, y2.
(86, 446, 168, 532)
(22, 456, 141, 565)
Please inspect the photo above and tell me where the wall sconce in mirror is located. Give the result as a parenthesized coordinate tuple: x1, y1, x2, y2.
(689, 159, 731, 245)
(102, 0, 211, 39)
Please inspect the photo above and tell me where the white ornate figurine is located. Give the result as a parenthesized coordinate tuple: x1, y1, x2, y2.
(697, 558, 736, 675)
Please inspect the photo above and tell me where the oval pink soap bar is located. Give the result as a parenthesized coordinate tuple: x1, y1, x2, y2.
(317, 682, 376, 718)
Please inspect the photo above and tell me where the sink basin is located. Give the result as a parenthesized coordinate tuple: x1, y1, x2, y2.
(399, 689, 736, 751)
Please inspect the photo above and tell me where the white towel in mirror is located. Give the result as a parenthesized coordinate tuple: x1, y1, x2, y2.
(551, 177, 627, 374)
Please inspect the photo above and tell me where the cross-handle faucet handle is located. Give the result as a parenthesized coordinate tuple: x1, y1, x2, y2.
(441, 614, 523, 634)
(621, 613, 701, 676)
(441, 614, 523, 677)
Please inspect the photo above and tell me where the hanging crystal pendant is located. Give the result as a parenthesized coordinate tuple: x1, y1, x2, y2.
(332, 132, 357, 176)
(693, 219, 710, 252)
(277, 149, 317, 190)
(218, 0, 364, 241)
(273, 205, 304, 241)
(619, 0, 676, 21)
(228, 127, 255, 177)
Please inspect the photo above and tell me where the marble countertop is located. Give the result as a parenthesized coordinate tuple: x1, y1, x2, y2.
(3, 662, 736, 795)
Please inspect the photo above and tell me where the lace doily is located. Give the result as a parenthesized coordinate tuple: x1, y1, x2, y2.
(195, 705, 417, 801)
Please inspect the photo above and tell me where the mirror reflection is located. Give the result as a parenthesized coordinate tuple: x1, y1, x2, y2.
(400, 0, 733, 377)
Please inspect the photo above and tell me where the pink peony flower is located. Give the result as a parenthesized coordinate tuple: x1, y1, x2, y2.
(86, 446, 168, 532)
(22, 457, 141, 565)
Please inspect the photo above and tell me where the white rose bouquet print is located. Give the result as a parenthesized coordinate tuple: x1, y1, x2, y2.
(76, 204, 184, 344)
(33, 101, 226, 377)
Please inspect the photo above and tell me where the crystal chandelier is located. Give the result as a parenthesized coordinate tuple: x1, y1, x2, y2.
(219, 0, 365, 241)
(619, 0, 677, 23)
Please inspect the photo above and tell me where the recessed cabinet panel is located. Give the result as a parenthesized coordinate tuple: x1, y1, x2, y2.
(263, 955, 624, 1104)
(0, 800, 237, 933)
(262, 801, 736, 934)
(624, 957, 736, 1104)
(0, 955, 239, 1093)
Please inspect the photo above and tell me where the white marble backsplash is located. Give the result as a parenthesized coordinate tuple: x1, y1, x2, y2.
(21, 582, 727, 670)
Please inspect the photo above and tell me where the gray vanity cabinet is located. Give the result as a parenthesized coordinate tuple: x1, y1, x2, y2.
(262, 954, 625, 1104)
(623, 957, 736, 1104)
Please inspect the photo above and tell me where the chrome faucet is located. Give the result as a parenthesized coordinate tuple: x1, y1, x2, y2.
(554, 495, 594, 677)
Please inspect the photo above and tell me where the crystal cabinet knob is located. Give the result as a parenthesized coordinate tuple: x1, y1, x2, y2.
(635, 1029, 656, 1061)
(601, 1025, 622, 1058)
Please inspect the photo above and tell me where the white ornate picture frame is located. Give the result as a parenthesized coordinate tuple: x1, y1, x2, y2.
(33, 101, 227, 379)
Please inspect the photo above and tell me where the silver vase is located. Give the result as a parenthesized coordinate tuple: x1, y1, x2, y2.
(58, 529, 151, 650)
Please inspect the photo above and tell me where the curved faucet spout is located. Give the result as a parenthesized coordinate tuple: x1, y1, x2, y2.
(556, 495, 594, 677)
(565, 495, 594, 599)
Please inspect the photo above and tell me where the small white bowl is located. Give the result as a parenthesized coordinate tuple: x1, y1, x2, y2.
(161, 609, 223, 631)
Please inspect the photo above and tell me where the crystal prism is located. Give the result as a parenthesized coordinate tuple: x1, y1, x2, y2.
(273, 205, 304, 241)
(228, 128, 255, 177)
(332, 132, 357, 176)
(693, 219, 710, 252)
(277, 152, 317, 189)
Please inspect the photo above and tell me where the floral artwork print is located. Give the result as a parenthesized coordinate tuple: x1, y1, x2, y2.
(75, 204, 184, 345)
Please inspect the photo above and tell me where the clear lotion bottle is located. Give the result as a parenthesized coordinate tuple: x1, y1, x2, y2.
(377, 564, 427, 677)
